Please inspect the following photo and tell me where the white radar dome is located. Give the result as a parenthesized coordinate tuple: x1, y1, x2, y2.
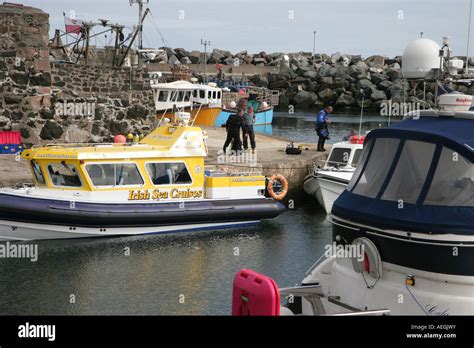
(402, 39, 441, 79)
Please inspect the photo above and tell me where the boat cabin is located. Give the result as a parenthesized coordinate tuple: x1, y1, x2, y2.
(21, 120, 265, 203)
(152, 80, 222, 112)
(323, 136, 365, 170)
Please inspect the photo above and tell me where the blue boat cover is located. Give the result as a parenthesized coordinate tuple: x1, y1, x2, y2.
(332, 116, 474, 235)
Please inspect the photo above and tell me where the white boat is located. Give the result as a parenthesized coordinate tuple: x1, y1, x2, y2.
(303, 137, 364, 213)
(232, 94, 474, 316)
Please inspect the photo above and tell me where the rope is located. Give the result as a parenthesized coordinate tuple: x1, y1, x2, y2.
(405, 283, 428, 315)
(147, 9, 173, 47)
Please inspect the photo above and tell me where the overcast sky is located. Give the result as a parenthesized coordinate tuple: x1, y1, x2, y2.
(21, 0, 474, 57)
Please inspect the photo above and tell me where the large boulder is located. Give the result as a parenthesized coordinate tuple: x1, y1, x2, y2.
(291, 90, 318, 107)
(189, 50, 201, 64)
(302, 70, 318, 80)
(357, 78, 375, 91)
(371, 73, 389, 85)
(335, 93, 356, 107)
(371, 89, 387, 101)
(318, 88, 337, 102)
(317, 64, 336, 78)
(365, 55, 385, 68)
(377, 80, 393, 91)
(168, 55, 180, 65)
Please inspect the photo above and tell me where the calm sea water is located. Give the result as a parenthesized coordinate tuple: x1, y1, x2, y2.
(0, 113, 395, 315)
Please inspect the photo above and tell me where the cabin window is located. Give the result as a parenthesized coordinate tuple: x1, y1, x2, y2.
(157, 91, 169, 102)
(47, 162, 82, 187)
(199, 90, 206, 99)
(424, 147, 474, 206)
(346, 139, 373, 192)
(352, 138, 399, 198)
(170, 91, 177, 102)
(208, 91, 212, 99)
(352, 149, 363, 167)
(146, 162, 192, 185)
(86, 163, 144, 187)
(31, 160, 46, 185)
(217, 91, 221, 99)
(193, 90, 197, 98)
(212, 91, 217, 99)
(184, 91, 191, 101)
(177, 91, 185, 102)
(327, 148, 351, 167)
(382, 141, 435, 204)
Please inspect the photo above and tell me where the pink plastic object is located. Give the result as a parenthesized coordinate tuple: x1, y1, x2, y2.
(0, 131, 21, 145)
(232, 269, 280, 316)
(114, 134, 127, 144)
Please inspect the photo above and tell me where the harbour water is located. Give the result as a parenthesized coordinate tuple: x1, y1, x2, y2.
(0, 113, 395, 315)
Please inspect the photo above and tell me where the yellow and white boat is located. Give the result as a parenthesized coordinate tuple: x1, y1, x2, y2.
(153, 80, 222, 127)
(0, 113, 286, 240)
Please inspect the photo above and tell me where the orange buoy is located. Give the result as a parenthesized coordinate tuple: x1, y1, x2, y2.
(267, 174, 288, 201)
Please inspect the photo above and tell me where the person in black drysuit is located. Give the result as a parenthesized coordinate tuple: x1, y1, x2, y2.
(223, 109, 244, 154)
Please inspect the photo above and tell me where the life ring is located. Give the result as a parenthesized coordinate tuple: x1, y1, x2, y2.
(267, 174, 288, 201)
(350, 237, 382, 279)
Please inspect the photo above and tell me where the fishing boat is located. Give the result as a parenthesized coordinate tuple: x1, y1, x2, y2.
(231, 93, 474, 315)
(152, 80, 223, 127)
(303, 136, 364, 213)
(0, 112, 287, 241)
(215, 86, 279, 127)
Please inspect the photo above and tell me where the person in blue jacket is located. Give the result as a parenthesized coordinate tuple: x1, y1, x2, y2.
(315, 105, 333, 152)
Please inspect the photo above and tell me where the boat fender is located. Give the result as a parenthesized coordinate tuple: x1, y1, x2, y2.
(267, 174, 288, 201)
(232, 269, 280, 316)
(350, 237, 382, 279)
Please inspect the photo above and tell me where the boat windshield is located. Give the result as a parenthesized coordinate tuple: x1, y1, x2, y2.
(327, 147, 351, 167)
(348, 138, 474, 207)
(424, 147, 474, 206)
(352, 149, 363, 167)
(352, 138, 400, 198)
(381, 141, 435, 204)
(31, 160, 46, 185)
(47, 162, 82, 187)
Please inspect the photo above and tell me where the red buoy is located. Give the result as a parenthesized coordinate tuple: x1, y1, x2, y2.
(114, 135, 126, 144)
(350, 135, 366, 144)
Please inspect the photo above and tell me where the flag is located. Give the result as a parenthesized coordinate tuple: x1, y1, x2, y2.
(64, 16, 83, 35)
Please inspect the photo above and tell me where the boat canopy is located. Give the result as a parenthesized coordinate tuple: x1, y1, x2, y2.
(332, 116, 474, 235)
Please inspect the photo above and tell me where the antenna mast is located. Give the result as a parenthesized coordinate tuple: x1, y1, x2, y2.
(130, 0, 149, 49)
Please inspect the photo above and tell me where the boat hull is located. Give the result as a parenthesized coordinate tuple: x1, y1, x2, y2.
(294, 216, 474, 315)
(158, 107, 221, 127)
(214, 108, 274, 127)
(0, 193, 285, 240)
(303, 173, 350, 214)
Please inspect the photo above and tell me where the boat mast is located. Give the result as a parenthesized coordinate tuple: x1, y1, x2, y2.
(130, 0, 149, 50)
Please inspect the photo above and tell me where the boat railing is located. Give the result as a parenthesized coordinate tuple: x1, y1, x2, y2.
(35, 142, 162, 149)
(280, 285, 390, 316)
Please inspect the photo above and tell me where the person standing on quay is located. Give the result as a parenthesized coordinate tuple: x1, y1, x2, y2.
(242, 106, 256, 154)
(223, 108, 244, 154)
(315, 105, 333, 152)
